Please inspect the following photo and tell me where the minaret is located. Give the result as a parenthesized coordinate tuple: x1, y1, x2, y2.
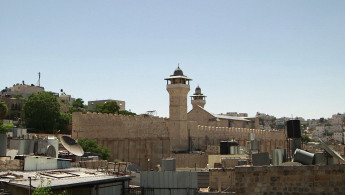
(165, 65, 191, 152)
(190, 85, 206, 108)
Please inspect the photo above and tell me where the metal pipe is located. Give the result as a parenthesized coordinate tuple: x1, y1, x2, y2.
(28, 176, 31, 195)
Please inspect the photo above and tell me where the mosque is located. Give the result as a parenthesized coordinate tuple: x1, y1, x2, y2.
(72, 66, 285, 169)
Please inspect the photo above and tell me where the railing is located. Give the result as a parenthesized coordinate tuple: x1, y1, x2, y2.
(123, 188, 198, 195)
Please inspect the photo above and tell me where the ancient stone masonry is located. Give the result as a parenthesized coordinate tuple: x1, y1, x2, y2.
(72, 67, 288, 170)
(72, 112, 171, 170)
(189, 123, 286, 153)
(72, 112, 169, 139)
(210, 165, 345, 193)
(73, 111, 287, 170)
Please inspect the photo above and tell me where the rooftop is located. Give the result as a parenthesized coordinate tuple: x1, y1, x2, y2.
(0, 168, 132, 190)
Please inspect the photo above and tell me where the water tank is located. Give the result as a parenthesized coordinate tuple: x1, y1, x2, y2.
(220, 141, 238, 155)
(250, 140, 260, 150)
(161, 158, 176, 171)
(293, 149, 314, 165)
(287, 120, 301, 138)
(230, 146, 238, 155)
(248, 133, 255, 141)
(252, 152, 270, 166)
(272, 149, 287, 165)
(0, 134, 7, 156)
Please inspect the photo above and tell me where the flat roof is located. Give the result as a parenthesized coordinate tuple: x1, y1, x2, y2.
(0, 168, 132, 190)
(213, 114, 251, 122)
(164, 75, 192, 80)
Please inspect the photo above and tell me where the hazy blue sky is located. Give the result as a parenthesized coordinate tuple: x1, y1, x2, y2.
(1, 1, 344, 119)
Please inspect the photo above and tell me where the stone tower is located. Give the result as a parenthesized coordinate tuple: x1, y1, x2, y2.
(190, 85, 206, 108)
(165, 66, 191, 152)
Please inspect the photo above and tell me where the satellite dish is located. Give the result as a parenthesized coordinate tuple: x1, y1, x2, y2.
(319, 139, 345, 162)
(61, 136, 84, 156)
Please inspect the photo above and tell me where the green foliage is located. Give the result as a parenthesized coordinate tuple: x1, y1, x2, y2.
(13, 94, 23, 98)
(33, 180, 66, 195)
(24, 92, 60, 132)
(69, 98, 87, 113)
(0, 121, 13, 134)
(118, 110, 136, 116)
(95, 101, 120, 114)
(0, 100, 8, 120)
(0, 121, 8, 134)
(55, 113, 72, 134)
(72, 98, 84, 108)
(95, 101, 136, 116)
(77, 138, 110, 160)
(301, 135, 311, 143)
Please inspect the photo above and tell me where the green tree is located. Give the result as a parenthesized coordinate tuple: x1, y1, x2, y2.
(72, 98, 84, 109)
(69, 98, 86, 113)
(95, 101, 120, 114)
(0, 100, 8, 120)
(55, 113, 72, 134)
(0, 120, 13, 134)
(95, 101, 136, 116)
(77, 138, 110, 160)
(24, 92, 60, 132)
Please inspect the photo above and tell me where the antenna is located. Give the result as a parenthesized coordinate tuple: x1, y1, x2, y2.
(37, 72, 41, 87)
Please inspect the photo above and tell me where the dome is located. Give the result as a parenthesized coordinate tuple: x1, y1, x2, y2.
(173, 66, 184, 76)
(194, 85, 202, 95)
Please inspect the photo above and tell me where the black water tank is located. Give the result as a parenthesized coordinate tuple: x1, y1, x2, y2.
(287, 120, 301, 138)
(220, 141, 238, 154)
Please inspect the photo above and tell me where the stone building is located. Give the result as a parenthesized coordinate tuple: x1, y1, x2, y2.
(187, 85, 257, 129)
(0, 97, 24, 120)
(88, 99, 126, 112)
(0, 83, 44, 98)
(72, 66, 285, 170)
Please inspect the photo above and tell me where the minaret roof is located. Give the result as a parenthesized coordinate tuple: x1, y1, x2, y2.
(173, 66, 184, 76)
(165, 65, 192, 80)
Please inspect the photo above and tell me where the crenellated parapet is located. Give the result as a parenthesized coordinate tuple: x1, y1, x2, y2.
(72, 112, 169, 139)
(190, 124, 285, 142)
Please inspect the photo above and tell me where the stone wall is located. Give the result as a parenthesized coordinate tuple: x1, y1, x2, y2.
(210, 165, 345, 194)
(98, 138, 170, 170)
(72, 112, 287, 170)
(0, 160, 23, 170)
(189, 124, 286, 154)
(171, 153, 208, 168)
(72, 112, 169, 139)
(72, 112, 170, 170)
